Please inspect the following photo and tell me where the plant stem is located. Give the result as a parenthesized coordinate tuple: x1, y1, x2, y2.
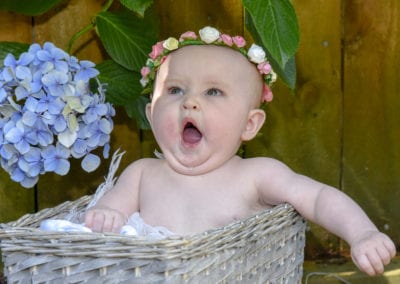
(101, 0, 114, 12)
(66, 22, 95, 53)
(66, 0, 114, 53)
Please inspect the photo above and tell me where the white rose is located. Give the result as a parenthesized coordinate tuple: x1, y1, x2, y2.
(247, 44, 266, 64)
(199, 26, 220, 43)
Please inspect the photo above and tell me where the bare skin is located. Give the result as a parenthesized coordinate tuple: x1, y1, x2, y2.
(85, 45, 396, 276)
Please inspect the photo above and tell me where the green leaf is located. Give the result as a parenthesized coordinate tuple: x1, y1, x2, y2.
(245, 14, 296, 89)
(125, 95, 151, 129)
(96, 10, 158, 72)
(0, 0, 63, 16)
(97, 60, 150, 129)
(0, 42, 30, 67)
(119, 0, 153, 17)
(242, 0, 299, 68)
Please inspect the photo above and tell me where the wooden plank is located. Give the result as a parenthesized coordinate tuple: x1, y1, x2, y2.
(343, 0, 400, 245)
(0, 11, 31, 42)
(156, 0, 244, 38)
(245, 0, 343, 258)
(0, 11, 35, 222)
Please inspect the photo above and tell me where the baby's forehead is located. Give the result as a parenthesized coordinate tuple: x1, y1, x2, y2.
(168, 45, 261, 77)
(172, 45, 249, 63)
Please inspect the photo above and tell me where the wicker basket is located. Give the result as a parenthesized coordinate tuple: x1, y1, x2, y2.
(0, 154, 306, 283)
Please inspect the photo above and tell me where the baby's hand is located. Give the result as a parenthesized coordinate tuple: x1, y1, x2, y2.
(84, 206, 127, 233)
(350, 231, 396, 276)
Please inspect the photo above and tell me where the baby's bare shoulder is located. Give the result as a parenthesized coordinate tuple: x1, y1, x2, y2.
(121, 158, 163, 175)
(241, 156, 291, 172)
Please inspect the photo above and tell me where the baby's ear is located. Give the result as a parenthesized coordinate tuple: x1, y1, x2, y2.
(241, 109, 266, 141)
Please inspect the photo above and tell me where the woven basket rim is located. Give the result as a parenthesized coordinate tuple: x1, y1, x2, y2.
(0, 196, 299, 242)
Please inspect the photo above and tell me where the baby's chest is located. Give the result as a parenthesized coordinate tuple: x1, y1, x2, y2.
(139, 182, 261, 233)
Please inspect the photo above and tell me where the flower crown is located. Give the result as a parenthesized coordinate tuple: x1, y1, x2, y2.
(140, 26, 277, 103)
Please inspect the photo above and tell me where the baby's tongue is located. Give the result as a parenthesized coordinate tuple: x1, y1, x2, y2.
(183, 127, 202, 144)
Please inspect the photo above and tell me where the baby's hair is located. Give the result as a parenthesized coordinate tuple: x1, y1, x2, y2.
(140, 26, 277, 104)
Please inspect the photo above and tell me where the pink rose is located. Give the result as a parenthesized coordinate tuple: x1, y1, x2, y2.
(179, 31, 197, 41)
(141, 66, 150, 77)
(149, 41, 164, 60)
(261, 84, 273, 103)
(220, 34, 233, 46)
(257, 62, 272, 74)
(232, 36, 246, 48)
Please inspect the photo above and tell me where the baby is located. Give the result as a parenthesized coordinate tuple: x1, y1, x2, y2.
(85, 26, 396, 276)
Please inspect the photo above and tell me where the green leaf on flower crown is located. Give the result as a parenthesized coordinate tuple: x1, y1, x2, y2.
(245, 11, 296, 90)
(119, 0, 153, 17)
(242, 0, 299, 69)
(97, 60, 150, 129)
(0, 42, 30, 67)
(96, 10, 158, 72)
(0, 0, 63, 16)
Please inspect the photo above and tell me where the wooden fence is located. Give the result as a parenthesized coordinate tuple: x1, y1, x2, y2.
(0, 0, 399, 260)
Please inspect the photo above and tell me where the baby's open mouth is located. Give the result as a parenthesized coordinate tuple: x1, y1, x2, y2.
(182, 122, 202, 144)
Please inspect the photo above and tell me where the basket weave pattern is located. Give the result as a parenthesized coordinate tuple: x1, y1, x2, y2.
(1, 197, 305, 283)
(0, 153, 306, 283)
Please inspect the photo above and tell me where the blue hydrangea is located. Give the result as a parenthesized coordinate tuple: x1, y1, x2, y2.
(0, 42, 115, 188)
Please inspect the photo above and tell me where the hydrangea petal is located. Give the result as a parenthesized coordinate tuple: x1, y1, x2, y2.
(15, 139, 31, 154)
(81, 153, 100, 172)
(18, 52, 34, 66)
(103, 143, 110, 159)
(15, 86, 29, 101)
(99, 118, 112, 134)
(16, 66, 32, 81)
(36, 128, 53, 146)
(71, 138, 87, 158)
(11, 167, 25, 182)
(3, 54, 16, 68)
(25, 96, 39, 112)
(54, 115, 67, 132)
(21, 176, 39, 188)
(5, 127, 23, 143)
(96, 104, 108, 116)
(22, 111, 38, 127)
(0, 88, 7, 102)
(58, 129, 77, 148)
(54, 158, 70, 175)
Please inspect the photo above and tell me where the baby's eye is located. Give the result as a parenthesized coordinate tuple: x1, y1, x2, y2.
(168, 87, 184, 96)
(206, 88, 222, 96)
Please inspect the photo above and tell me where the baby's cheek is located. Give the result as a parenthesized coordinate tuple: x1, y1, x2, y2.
(154, 116, 178, 143)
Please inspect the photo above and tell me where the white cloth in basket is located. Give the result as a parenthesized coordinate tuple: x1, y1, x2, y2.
(40, 212, 174, 240)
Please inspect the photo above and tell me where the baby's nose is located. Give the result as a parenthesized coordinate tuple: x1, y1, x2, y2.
(182, 96, 199, 110)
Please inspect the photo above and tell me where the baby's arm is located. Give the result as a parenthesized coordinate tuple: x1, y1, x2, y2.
(84, 161, 142, 233)
(255, 158, 396, 276)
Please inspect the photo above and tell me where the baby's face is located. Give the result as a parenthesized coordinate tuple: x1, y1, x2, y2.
(146, 45, 264, 175)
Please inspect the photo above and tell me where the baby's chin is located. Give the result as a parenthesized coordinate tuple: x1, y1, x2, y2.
(168, 161, 212, 176)
(164, 154, 218, 176)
